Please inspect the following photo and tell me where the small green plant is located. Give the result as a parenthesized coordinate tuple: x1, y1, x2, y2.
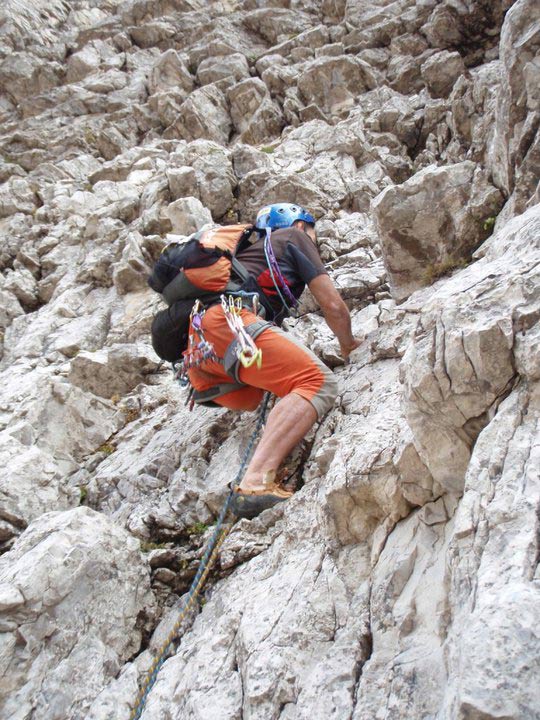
(140, 540, 168, 553)
(483, 216, 496, 232)
(423, 256, 469, 285)
(79, 486, 88, 505)
(187, 522, 209, 535)
(98, 442, 116, 455)
(261, 145, 276, 154)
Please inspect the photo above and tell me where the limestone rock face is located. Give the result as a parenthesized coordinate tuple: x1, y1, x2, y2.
(0, 507, 155, 720)
(0, 1, 539, 719)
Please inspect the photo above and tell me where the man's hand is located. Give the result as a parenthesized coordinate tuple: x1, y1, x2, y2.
(308, 274, 361, 360)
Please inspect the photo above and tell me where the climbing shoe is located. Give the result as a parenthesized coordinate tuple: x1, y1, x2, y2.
(230, 471, 293, 520)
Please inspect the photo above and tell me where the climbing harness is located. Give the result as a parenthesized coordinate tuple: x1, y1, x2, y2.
(174, 294, 268, 410)
(129, 393, 271, 720)
(263, 227, 299, 315)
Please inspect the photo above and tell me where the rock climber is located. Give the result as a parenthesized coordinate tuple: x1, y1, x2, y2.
(186, 203, 360, 518)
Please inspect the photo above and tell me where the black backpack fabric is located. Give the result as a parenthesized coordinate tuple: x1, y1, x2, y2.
(150, 299, 194, 362)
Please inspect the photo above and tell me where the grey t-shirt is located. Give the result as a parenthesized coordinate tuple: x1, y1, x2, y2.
(236, 227, 327, 320)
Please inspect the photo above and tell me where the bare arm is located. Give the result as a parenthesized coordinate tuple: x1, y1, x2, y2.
(308, 274, 360, 359)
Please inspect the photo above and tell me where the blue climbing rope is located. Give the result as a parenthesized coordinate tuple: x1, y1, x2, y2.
(130, 393, 271, 720)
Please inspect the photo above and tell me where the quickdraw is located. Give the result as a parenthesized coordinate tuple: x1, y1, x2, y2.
(221, 294, 263, 370)
(175, 301, 218, 379)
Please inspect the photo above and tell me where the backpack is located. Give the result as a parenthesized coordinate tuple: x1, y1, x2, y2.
(148, 224, 255, 305)
(148, 224, 274, 362)
(150, 299, 194, 363)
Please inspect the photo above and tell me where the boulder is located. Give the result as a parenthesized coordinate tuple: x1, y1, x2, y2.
(0, 433, 78, 546)
(197, 53, 250, 91)
(112, 232, 153, 296)
(421, 50, 467, 98)
(0, 507, 155, 720)
(0, 53, 61, 104)
(164, 196, 212, 234)
(66, 44, 102, 83)
(0, 177, 38, 218)
(166, 165, 197, 200)
(372, 162, 504, 302)
(2, 267, 39, 310)
(164, 85, 231, 145)
(0, 289, 24, 330)
(148, 49, 193, 96)
(170, 140, 237, 219)
(299, 56, 378, 118)
(228, 78, 285, 146)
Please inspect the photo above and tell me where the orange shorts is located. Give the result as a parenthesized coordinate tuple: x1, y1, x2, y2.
(187, 305, 338, 418)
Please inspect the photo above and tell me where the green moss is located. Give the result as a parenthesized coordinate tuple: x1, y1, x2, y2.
(98, 442, 116, 455)
(79, 486, 88, 505)
(261, 145, 276, 154)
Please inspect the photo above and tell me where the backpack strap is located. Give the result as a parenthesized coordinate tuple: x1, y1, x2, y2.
(230, 257, 251, 284)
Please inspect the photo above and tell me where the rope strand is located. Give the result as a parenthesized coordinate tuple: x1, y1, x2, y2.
(129, 394, 271, 720)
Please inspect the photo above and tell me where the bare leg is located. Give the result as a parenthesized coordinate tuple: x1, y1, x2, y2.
(239, 392, 318, 492)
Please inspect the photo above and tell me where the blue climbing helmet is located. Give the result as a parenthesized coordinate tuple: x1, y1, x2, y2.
(255, 202, 315, 231)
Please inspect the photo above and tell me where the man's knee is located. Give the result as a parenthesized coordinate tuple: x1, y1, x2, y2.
(309, 369, 338, 419)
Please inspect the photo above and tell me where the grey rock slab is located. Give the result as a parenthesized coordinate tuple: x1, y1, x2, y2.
(0, 431, 78, 545)
(197, 52, 250, 91)
(0, 507, 155, 720)
(441, 383, 540, 719)
(489, 0, 540, 214)
(113, 231, 153, 296)
(169, 140, 237, 219)
(148, 48, 194, 96)
(0, 288, 24, 331)
(68, 343, 160, 398)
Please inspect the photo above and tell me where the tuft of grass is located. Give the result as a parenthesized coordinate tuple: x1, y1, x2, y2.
(187, 522, 209, 535)
(79, 486, 88, 505)
(140, 540, 168, 553)
(423, 256, 469, 285)
(98, 442, 116, 455)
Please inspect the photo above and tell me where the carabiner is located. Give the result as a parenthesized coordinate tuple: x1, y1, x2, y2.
(239, 348, 263, 369)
